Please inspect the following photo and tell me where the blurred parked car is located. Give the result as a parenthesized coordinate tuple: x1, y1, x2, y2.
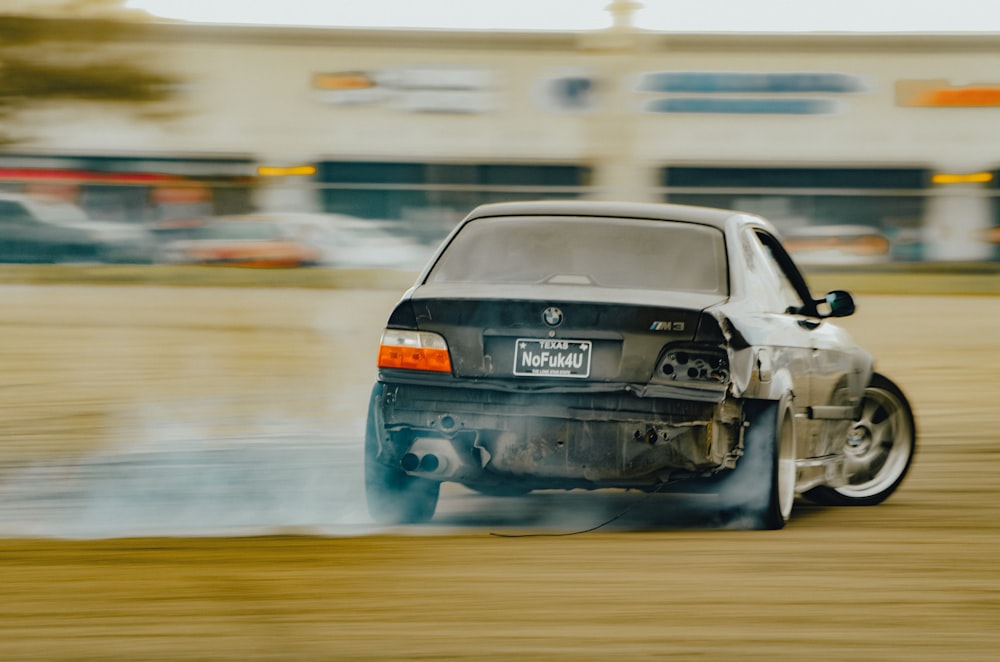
(783, 224, 891, 266)
(273, 212, 432, 269)
(156, 217, 323, 267)
(155, 212, 431, 269)
(886, 227, 924, 262)
(0, 192, 154, 263)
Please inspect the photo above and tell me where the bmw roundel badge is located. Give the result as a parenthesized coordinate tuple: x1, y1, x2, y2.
(542, 307, 563, 327)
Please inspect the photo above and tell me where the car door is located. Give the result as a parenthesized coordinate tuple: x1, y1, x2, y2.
(0, 200, 45, 262)
(752, 228, 863, 457)
(744, 228, 826, 451)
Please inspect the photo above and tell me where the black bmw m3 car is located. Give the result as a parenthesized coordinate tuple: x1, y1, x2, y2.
(365, 201, 916, 529)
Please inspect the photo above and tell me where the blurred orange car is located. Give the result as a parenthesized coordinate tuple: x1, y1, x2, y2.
(157, 217, 323, 267)
(783, 224, 891, 266)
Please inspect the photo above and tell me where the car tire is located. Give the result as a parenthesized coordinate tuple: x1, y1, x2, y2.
(805, 373, 916, 506)
(716, 398, 796, 530)
(364, 384, 440, 524)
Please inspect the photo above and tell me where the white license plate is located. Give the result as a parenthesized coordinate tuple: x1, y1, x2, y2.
(513, 338, 592, 378)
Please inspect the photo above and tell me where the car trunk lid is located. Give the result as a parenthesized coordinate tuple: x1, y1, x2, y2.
(407, 283, 725, 382)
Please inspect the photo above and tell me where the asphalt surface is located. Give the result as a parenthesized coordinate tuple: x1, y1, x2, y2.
(0, 283, 998, 660)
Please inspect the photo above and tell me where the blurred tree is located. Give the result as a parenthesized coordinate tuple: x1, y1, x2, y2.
(4, 0, 151, 19)
(0, 7, 178, 145)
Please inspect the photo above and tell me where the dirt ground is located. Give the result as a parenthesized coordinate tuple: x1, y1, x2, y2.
(0, 283, 998, 660)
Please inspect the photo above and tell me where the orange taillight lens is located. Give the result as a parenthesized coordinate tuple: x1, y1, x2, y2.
(377, 330, 452, 373)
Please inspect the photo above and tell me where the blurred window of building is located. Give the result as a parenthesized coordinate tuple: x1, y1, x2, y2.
(315, 161, 592, 244)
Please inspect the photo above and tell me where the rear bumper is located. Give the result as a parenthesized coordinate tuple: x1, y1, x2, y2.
(371, 381, 744, 490)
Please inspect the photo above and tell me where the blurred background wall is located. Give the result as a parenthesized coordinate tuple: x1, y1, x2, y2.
(2, 7, 999, 261)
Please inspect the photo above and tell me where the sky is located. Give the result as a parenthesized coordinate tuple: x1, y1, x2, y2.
(125, 0, 1000, 33)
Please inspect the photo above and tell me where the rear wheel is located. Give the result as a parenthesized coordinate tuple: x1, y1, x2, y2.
(805, 373, 915, 506)
(364, 385, 440, 524)
(716, 398, 796, 530)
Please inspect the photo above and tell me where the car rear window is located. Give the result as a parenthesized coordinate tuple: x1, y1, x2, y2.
(426, 216, 728, 294)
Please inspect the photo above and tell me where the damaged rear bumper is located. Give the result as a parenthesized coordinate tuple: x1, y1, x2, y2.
(370, 381, 745, 490)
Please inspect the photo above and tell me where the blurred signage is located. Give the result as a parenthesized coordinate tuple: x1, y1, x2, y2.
(932, 172, 993, 185)
(313, 67, 495, 113)
(312, 71, 390, 105)
(257, 165, 317, 177)
(391, 67, 495, 113)
(313, 72, 377, 90)
(896, 80, 1000, 107)
(638, 71, 866, 115)
(312, 72, 388, 105)
(536, 70, 597, 113)
(646, 98, 838, 114)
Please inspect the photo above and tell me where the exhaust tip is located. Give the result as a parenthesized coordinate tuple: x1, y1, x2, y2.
(400, 453, 420, 471)
(419, 454, 441, 472)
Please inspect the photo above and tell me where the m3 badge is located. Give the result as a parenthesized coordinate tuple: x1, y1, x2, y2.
(650, 320, 686, 332)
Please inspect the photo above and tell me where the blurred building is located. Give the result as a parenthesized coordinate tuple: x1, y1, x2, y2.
(2, 17, 1000, 260)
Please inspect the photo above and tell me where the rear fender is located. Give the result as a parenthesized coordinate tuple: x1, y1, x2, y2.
(753, 366, 797, 403)
(709, 310, 758, 397)
(711, 310, 800, 403)
(713, 331, 792, 403)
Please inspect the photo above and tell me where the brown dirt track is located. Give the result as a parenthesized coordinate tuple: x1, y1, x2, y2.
(0, 278, 998, 660)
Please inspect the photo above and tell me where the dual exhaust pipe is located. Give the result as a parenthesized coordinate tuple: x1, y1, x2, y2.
(401, 450, 443, 473)
(399, 436, 480, 481)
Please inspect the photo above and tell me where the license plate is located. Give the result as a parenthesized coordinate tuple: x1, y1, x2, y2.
(513, 338, 592, 378)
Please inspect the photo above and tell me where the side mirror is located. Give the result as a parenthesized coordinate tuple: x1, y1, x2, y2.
(821, 290, 856, 318)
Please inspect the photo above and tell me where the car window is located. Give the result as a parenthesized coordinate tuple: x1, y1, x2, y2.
(426, 216, 728, 294)
(22, 197, 90, 224)
(0, 200, 33, 224)
(748, 229, 808, 314)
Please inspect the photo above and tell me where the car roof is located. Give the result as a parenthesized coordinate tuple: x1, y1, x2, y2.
(462, 200, 750, 231)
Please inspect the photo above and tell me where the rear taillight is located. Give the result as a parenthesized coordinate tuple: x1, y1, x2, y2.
(377, 329, 452, 373)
